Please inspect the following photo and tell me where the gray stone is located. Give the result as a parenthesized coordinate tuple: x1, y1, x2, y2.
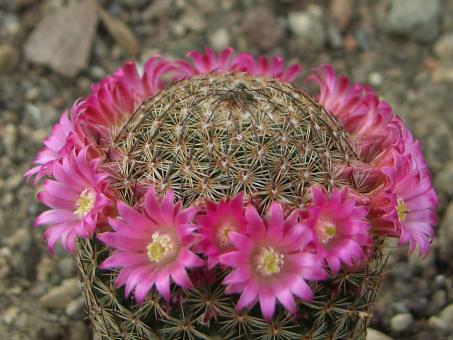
(434, 33, 453, 60)
(39, 278, 81, 309)
(438, 202, 453, 263)
(428, 316, 448, 332)
(65, 297, 85, 320)
(386, 0, 442, 42)
(208, 28, 231, 51)
(429, 290, 447, 315)
(366, 328, 393, 340)
(288, 8, 325, 50)
(242, 6, 285, 51)
(439, 304, 453, 326)
(69, 321, 90, 340)
(57, 257, 76, 278)
(0, 44, 18, 73)
(390, 312, 414, 332)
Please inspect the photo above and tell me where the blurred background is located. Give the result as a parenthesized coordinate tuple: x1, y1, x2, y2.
(0, 0, 452, 339)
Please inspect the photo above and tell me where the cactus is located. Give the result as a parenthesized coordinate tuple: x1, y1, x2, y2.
(28, 49, 437, 340)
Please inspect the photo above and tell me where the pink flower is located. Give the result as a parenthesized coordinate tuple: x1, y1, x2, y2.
(196, 193, 247, 268)
(35, 148, 112, 252)
(98, 187, 204, 303)
(302, 186, 372, 275)
(306, 65, 401, 162)
(219, 203, 327, 320)
(174, 48, 303, 83)
(370, 151, 437, 256)
(25, 102, 89, 183)
(82, 57, 174, 144)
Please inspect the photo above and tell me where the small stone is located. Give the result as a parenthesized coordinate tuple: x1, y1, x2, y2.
(58, 257, 76, 278)
(368, 72, 383, 86)
(3, 123, 17, 155)
(330, 0, 353, 31)
(366, 328, 393, 340)
(0, 44, 19, 73)
(65, 297, 86, 320)
(438, 202, 453, 263)
(429, 290, 447, 314)
(288, 9, 325, 50)
(243, 6, 285, 51)
(2, 307, 19, 325)
(434, 33, 453, 60)
(24, 0, 99, 76)
(39, 278, 81, 309)
(390, 312, 414, 332)
(69, 321, 90, 340)
(439, 304, 453, 325)
(386, 0, 442, 42)
(179, 8, 207, 33)
(208, 28, 231, 51)
(428, 316, 448, 332)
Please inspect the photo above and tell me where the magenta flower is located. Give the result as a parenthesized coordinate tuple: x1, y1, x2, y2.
(98, 187, 204, 303)
(371, 150, 437, 256)
(301, 186, 372, 275)
(219, 202, 327, 320)
(82, 57, 174, 145)
(307, 64, 401, 162)
(174, 48, 302, 83)
(25, 102, 88, 183)
(35, 148, 112, 252)
(196, 193, 247, 268)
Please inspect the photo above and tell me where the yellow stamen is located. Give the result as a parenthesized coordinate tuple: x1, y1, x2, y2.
(216, 223, 237, 248)
(397, 197, 410, 222)
(147, 232, 176, 263)
(74, 189, 96, 218)
(256, 246, 284, 276)
(317, 221, 337, 244)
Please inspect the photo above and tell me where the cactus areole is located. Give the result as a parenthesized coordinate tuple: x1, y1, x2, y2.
(28, 49, 437, 339)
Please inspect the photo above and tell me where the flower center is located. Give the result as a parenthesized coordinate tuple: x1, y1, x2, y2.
(74, 189, 96, 218)
(147, 232, 177, 264)
(396, 197, 410, 222)
(256, 246, 284, 276)
(216, 222, 237, 248)
(316, 221, 337, 245)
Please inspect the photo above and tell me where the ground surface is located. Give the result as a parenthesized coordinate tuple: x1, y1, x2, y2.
(1, 0, 453, 339)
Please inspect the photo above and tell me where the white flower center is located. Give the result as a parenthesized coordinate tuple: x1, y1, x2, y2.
(147, 232, 177, 264)
(396, 197, 410, 222)
(74, 189, 96, 218)
(256, 246, 284, 276)
(316, 220, 336, 245)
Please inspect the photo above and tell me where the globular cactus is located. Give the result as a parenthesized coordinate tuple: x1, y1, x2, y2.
(27, 49, 437, 340)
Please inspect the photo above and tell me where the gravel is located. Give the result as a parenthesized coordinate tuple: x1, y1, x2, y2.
(390, 313, 414, 333)
(0, 0, 451, 339)
(386, 0, 442, 42)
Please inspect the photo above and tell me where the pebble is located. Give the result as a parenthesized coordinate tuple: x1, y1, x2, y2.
(386, 0, 442, 42)
(439, 304, 453, 326)
(434, 33, 453, 60)
(2, 123, 17, 155)
(330, 0, 352, 31)
(57, 257, 76, 278)
(242, 6, 284, 51)
(438, 202, 453, 263)
(368, 72, 383, 86)
(288, 9, 325, 50)
(0, 45, 18, 73)
(208, 28, 231, 51)
(39, 278, 81, 309)
(366, 328, 393, 340)
(428, 315, 448, 332)
(390, 312, 414, 332)
(65, 297, 85, 320)
(179, 8, 207, 33)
